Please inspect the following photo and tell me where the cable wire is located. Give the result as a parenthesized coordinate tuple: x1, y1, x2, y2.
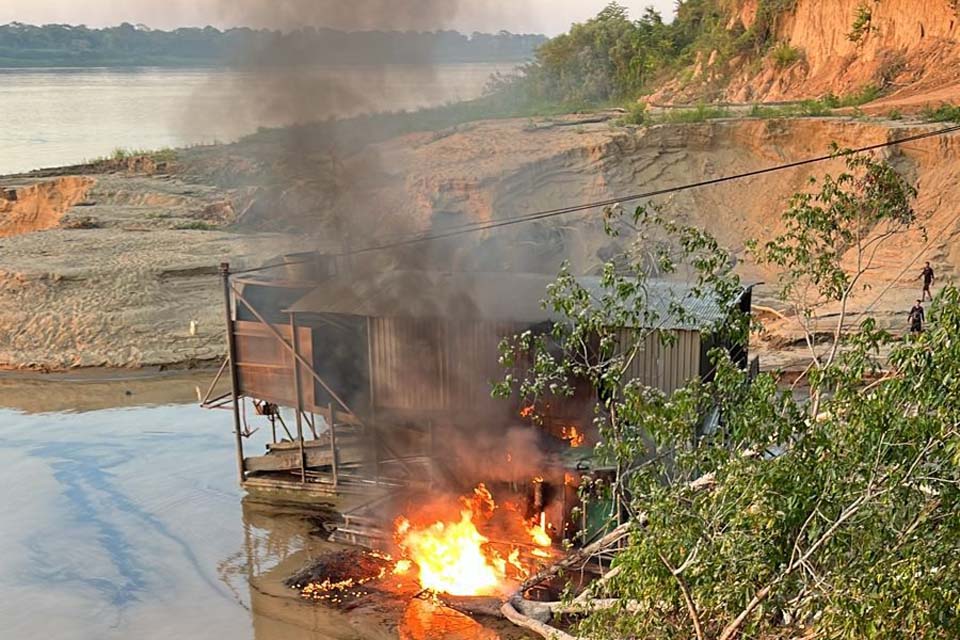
(230, 122, 960, 277)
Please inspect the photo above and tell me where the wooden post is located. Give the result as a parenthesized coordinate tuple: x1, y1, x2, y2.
(366, 316, 380, 480)
(291, 312, 307, 484)
(428, 419, 436, 489)
(220, 263, 246, 485)
(328, 402, 339, 487)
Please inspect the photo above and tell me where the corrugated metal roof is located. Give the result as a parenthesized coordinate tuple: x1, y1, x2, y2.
(285, 270, 742, 331)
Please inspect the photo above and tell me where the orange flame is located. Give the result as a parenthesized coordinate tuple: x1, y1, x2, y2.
(561, 425, 585, 448)
(396, 510, 504, 596)
(520, 405, 536, 419)
(460, 483, 497, 520)
(526, 510, 552, 547)
(395, 484, 533, 596)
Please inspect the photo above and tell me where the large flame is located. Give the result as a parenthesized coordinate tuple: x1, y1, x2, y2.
(527, 511, 552, 547)
(395, 483, 552, 596)
(396, 510, 504, 595)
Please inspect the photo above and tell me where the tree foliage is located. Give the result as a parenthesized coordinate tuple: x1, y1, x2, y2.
(0, 22, 545, 67)
(523, 4, 676, 103)
(500, 0, 799, 106)
(498, 153, 960, 638)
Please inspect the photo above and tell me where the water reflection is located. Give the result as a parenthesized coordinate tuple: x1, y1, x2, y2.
(0, 374, 511, 640)
(0, 375, 343, 639)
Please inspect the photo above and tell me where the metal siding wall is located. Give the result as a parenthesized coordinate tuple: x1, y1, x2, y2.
(618, 329, 701, 395)
(372, 317, 447, 411)
(445, 320, 512, 409)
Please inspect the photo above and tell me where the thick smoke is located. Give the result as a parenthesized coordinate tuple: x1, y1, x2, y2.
(179, 1, 531, 263)
(217, 0, 465, 32)
(207, 3, 580, 516)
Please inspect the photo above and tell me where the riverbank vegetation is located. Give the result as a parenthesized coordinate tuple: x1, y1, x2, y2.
(0, 22, 545, 67)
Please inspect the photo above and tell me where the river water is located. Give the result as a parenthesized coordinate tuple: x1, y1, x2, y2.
(0, 374, 346, 640)
(0, 63, 512, 175)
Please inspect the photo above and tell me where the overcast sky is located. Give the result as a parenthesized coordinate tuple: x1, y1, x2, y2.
(0, 1, 677, 35)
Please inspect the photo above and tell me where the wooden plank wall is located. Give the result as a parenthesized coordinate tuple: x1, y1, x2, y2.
(234, 320, 316, 409)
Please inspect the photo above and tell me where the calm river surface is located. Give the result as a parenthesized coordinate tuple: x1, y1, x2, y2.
(0, 374, 343, 640)
(0, 63, 512, 175)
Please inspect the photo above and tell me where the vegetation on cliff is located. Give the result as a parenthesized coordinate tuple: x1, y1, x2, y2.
(494, 0, 959, 110)
(494, 1, 798, 107)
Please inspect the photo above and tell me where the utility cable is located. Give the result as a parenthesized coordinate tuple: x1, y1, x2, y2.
(230, 122, 960, 277)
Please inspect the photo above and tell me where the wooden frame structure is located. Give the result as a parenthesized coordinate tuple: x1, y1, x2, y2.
(204, 261, 754, 510)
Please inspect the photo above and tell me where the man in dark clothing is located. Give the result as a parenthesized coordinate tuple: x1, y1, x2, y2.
(909, 300, 925, 334)
(919, 262, 935, 301)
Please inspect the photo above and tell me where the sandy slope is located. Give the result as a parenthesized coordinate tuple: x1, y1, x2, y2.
(1, 113, 957, 371)
(0, 171, 311, 369)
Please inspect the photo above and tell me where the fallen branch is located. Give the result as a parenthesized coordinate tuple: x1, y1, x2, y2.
(573, 565, 621, 604)
(659, 551, 705, 640)
(497, 522, 635, 640)
(531, 598, 642, 615)
(434, 595, 504, 619)
(501, 597, 579, 640)
(520, 521, 635, 593)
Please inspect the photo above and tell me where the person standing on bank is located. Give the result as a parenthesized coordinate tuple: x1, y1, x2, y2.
(909, 299, 925, 334)
(919, 261, 936, 301)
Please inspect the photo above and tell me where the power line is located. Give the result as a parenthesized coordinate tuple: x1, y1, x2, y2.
(231, 122, 960, 277)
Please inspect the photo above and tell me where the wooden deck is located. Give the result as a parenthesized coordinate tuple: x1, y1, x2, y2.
(243, 431, 366, 473)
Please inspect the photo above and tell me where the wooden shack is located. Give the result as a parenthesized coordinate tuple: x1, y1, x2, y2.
(204, 263, 753, 504)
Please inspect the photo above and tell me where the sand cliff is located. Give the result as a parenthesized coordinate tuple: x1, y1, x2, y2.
(655, 0, 960, 108)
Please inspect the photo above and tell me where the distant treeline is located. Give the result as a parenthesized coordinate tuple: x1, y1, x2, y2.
(0, 22, 547, 67)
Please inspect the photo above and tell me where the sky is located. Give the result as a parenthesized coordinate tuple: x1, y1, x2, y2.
(0, 1, 677, 35)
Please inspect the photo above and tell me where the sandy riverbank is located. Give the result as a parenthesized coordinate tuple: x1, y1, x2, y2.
(2, 112, 957, 372)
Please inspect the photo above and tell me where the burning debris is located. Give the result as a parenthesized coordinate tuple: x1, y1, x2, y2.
(560, 425, 585, 448)
(287, 548, 397, 606)
(394, 484, 557, 597)
(519, 403, 591, 451)
(290, 483, 561, 607)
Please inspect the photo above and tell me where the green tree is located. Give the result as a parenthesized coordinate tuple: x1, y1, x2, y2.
(497, 153, 959, 639)
(522, 2, 678, 104)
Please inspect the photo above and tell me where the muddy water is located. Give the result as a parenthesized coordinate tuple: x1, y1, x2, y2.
(0, 63, 514, 175)
(0, 373, 354, 640)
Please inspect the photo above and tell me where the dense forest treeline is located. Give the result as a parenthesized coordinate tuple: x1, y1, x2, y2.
(0, 22, 546, 67)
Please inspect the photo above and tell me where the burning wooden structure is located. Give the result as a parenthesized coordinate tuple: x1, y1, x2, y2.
(203, 257, 753, 544)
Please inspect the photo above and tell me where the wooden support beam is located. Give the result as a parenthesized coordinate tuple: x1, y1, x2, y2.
(328, 402, 339, 487)
(201, 356, 229, 405)
(291, 312, 307, 484)
(220, 263, 246, 485)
